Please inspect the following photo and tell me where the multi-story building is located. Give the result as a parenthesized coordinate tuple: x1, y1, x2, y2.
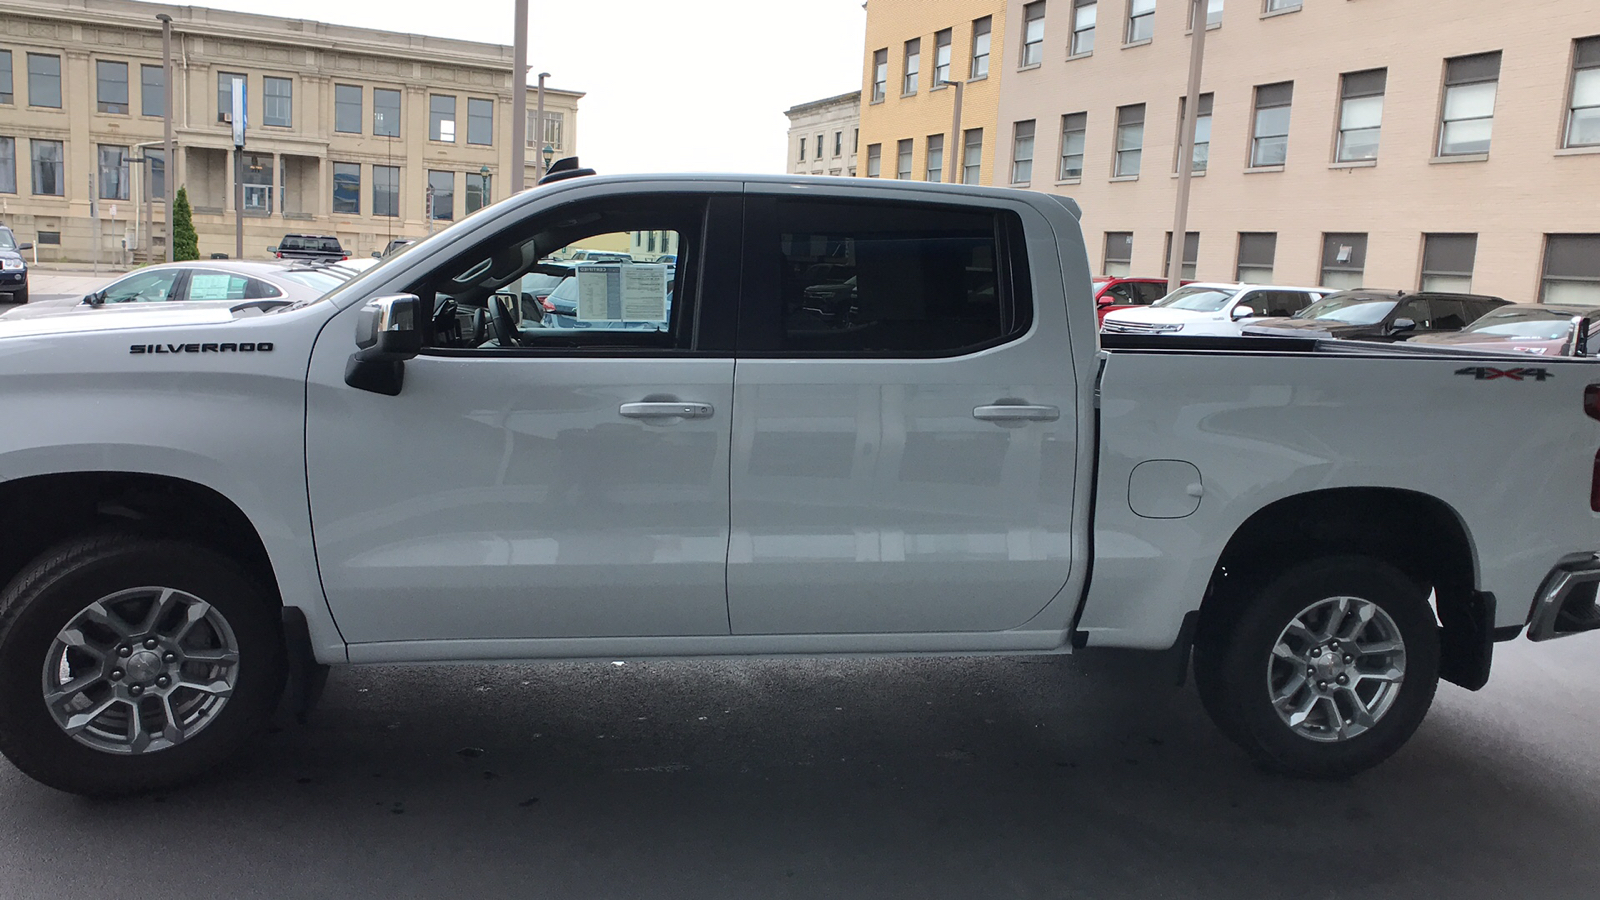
(0, 0, 582, 262)
(858, 0, 1009, 186)
(991, 0, 1600, 303)
(785, 90, 861, 176)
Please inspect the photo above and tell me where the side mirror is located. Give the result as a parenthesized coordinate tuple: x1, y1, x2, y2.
(345, 294, 423, 396)
(1573, 316, 1589, 358)
(18, 242, 33, 252)
(85, 290, 107, 307)
(1391, 318, 1416, 333)
(267, 246, 278, 254)
(371, 251, 382, 258)
(1230, 305, 1256, 320)
(1096, 296, 1114, 308)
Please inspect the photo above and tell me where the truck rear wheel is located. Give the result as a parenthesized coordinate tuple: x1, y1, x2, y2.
(1195, 555, 1440, 778)
(0, 535, 285, 796)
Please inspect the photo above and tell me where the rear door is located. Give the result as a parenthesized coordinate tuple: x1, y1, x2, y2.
(726, 190, 1078, 635)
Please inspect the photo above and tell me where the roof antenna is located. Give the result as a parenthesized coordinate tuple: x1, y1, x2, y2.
(538, 156, 596, 185)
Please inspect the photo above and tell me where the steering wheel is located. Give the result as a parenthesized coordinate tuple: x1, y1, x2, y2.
(490, 292, 522, 348)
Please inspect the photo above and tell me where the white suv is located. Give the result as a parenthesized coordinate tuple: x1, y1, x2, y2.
(1100, 282, 1327, 336)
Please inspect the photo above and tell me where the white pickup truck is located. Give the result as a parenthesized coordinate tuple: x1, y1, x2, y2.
(2, 171, 1598, 797)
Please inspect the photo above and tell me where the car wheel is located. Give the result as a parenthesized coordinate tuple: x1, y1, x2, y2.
(0, 534, 285, 796)
(14, 286, 26, 305)
(1196, 554, 1440, 778)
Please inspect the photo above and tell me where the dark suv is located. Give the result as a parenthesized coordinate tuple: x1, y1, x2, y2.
(0, 226, 33, 304)
(1243, 290, 1510, 342)
(270, 234, 347, 262)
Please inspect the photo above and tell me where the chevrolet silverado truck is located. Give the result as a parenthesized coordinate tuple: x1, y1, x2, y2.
(1, 172, 1598, 797)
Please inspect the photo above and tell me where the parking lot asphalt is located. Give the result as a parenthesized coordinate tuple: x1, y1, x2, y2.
(14, 271, 122, 305)
(3, 635, 1599, 899)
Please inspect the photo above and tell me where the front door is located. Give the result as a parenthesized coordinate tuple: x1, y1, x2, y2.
(725, 192, 1078, 635)
(305, 190, 739, 645)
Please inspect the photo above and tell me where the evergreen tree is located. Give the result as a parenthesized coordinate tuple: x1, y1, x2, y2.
(172, 186, 199, 261)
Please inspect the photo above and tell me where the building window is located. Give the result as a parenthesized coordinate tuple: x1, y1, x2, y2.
(854, 128, 860, 152)
(529, 111, 565, 150)
(962, 128, 983, 184)
(1566, 36, 1600, 149)
(241, 153, 272, 213)
(1175, 93, 1212, 173)
(1251, 81, 1293, 167)
(1021, 2, 1046, 67)
(1191, 0, 1223, 28)
(871, 48, 888, 102)
(28, 54, 61, 109)
(1321, 233, 1368, 289)
(866, 143, 881, 177)
(1543, 235, 1600, 304)
(1126, 0, 1155, 44)
(926, 133, 944, 182)
(467, 98, 494, 145)
(816, 133, 824, 160)
(1104, 232, 1133, 277)
(140, 64, 164, 118)
(427, 170, 454, 220)
(373, 165, 399, 217)
(1114, 104, 1144, 177)
(896, 139, 913, 179)
(1236, 232, 1276, 283)
(0, 138, 15, 193)
(904, 38, 921, 94)
(430, 95, 457, 142)
(331, 162, 361, 215)
(799, 136, 806, 161)
(933, 29, 952, 85)
(374, 88, 401, 137)
(1439, 52, 1500, 156)
(466, 172, 490, 214)
(217, 71, 243, 122)
(335, 84, 362, 134)
(1420, 234, 1477, 292)
(1336, 69, 1386, 162)
(834, 131, 842, 157)
(31, 140, 63, 195)
(96, 61, 129, 114)
(1264, 0, 1301, 11)
(262, 77, 292, 128)
(0, 50, 12, 105)
(972, 16, 992, 78)
(1011, 120, 1035, 183)
(1072, 0, 1097, 55)
(1060, 112, 1087, 179)
(1163, 231, 1199, 279)
(98, 145, 129, 200)
(143, 147, 165, 201)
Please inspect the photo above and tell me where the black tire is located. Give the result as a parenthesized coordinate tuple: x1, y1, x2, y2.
(12, 286, 26, 305)
(0, 534, 285, 796)
(1194, 555, 1440, 779)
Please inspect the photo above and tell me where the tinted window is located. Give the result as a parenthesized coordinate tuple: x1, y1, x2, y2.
(1104, 282, 1143, 304)
(1133, 281, 1168, 304)
(1252, 291, 1312, 318)
(1394, 298, 1434, 328)
(1296, 294, 1395, 325)
(753, 199, 1029, 356)
(1429, 298, 1468, 330)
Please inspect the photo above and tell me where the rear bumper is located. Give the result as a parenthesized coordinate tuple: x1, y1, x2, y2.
(1527, 551, 1600, 641)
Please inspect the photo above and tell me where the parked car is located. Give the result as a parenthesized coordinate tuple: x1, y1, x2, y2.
(1407, 303, 1600, 356)
(270, 234, 348, 261)
(1244, 290, 1510, 342)
(1100, 282, 1326, 335)
(0, 260, 366, 321)
(1092, 276, 1188, 323)
(562, 249, 633, 264)
(0, 226, 32, 305)
(0, 172, 1597, 798)
(654, 254, 678, 265)
(372, 238, 419, 259)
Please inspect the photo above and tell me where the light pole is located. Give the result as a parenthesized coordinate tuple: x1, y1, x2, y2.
(1168, 0, 1210, 292)
(534, 72, 549, 183)
(510, 0, 528, 193)
(542, 143, 554, 177)
(479, 164, 490, 210)
(157, 13, 175, 261)
(938, 79, 965, 184)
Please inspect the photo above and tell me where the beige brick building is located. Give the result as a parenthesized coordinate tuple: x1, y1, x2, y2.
(858, 0, 1009, 186)
(0, 0, 581, 262)
(785, 90, 861, 176)
(987, 0, 1600, 303)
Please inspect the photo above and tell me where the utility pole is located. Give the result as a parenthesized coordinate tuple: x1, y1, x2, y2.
(941, 79, 965, 184)
(158, 13, 175, 261)
(510, 0, 528, 193)
(1168, 0, 1209, 292)
(534, 72, 549, 183)
(232, 76, 246, 260)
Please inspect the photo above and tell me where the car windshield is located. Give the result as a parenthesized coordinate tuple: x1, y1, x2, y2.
(1462, 309, 1576, 340)
(1293, 295, 1397, 325)
(276, 268, 358, 293)
(0, 232, 16, 251)
(1153, 286, 1240, 312)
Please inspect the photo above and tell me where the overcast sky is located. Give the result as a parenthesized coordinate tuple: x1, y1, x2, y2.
(197, 0, 867, 175)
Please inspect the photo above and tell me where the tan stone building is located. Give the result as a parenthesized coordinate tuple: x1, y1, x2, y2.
(990, 0, 1600, 303)
(858, 0, 1009, 186)
(0, 0, 581, 262)
(785, 90, 861, 176)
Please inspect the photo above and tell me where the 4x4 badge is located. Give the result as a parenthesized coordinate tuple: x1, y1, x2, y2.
(1455, 366, 1553, 382)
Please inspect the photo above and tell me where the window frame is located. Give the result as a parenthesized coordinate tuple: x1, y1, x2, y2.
(1021, 2, 1047, 68)
(30, 139, 64, 196)
(1126, 0, 1156, 45)
(971, 16, 992, 79)
(1336, 69, 1387, 163)
(465, 172, 491, 215)
(140, 64, 164, 118)
(1011, 120, 1036, 184)
(1540, 234, 1600, 305)
(28, 53, 62, 109)
(1104, 232, 1133, 277)
(866, 143, 882, 177)
(1565, 37, 1600, 149)
(871, 48, 888, 102)
(1174, 93, 1213, 174)
(429, 94, 457, 143)
(0, 50, 12, 106)
(1114, 104, 1144, 177)
(98, 144, 130, 201)
(1438, 52, 1501, 158)
(467, 97, 495, 146)
(962, 128, 983, 184)
(335, 84, 363, 135)
(373, 87, 402, 137)
(96, 60, 129, 115)
(1419, 233, 1477, 293)
(1059, 112, 1087, 180)
(1320, 232, 1369, 289)
(1162, 231, 1199, 280)
(903, 38, 921, 95)
(372, 164, 400, 218)
(0, 137, 16, 194)
(926, 133, 945, 182)
(332, 162, 361, 215)
(427, 170, 455, 221)
(933, 29, 953, 86)
(1071, 0, 1097, 56)
(1236, 232, 1276, 283)
(262, 76, 293, 128)
(216, 71, 244, 123)
(896, 139, 914, 180)
(1250, 81, 1294, 167)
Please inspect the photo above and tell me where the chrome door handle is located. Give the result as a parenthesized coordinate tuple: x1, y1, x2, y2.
(973, 404, 1060, 422)
(619, 401, 714, 419)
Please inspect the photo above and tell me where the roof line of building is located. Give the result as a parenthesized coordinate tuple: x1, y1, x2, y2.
(784, 90, 863, 116)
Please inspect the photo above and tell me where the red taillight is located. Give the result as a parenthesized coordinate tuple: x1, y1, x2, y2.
(341, 255, 348, 261)
(540, 298, 556, 312)
(275, 251, 282, 259)
(1585, 385, 1600, 421)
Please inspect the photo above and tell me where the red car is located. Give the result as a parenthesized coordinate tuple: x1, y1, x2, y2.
(1093, 276, 1190, 323)
(1408, 303, 1600, 357)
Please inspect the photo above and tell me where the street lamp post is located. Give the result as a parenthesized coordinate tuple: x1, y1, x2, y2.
(510, 0, 528, 193)
(542, 143, 554, 176)
(1168, 0, 1210, 292)
(479, 164, 490, 211)
(157, 13, 175, 262)
(534, 73, 550, 183)
(938, 79, 965, 184)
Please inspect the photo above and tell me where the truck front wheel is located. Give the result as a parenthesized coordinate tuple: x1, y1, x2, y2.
(0, 535, 285, 796)
(1195, 555, 1440, 778)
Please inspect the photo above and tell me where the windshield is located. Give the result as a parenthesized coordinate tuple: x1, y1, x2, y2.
(1153, 286, 1240, 312)
(282, 236, 341, 252)
(276, 269, 357, 293)
(0, 231, 15, 251)
(1462, 309, 1576, 340)
(1293, 295, 1397, 325)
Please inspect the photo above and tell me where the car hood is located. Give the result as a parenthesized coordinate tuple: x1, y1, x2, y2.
(1102, 306, 1223, 325)
(0, 250, 24, 264)
(1243, 317, 1376, 338)
(0, 304, 240, 339)
(1408, 331, 1565, 354)
(0, 297, 85, 318)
